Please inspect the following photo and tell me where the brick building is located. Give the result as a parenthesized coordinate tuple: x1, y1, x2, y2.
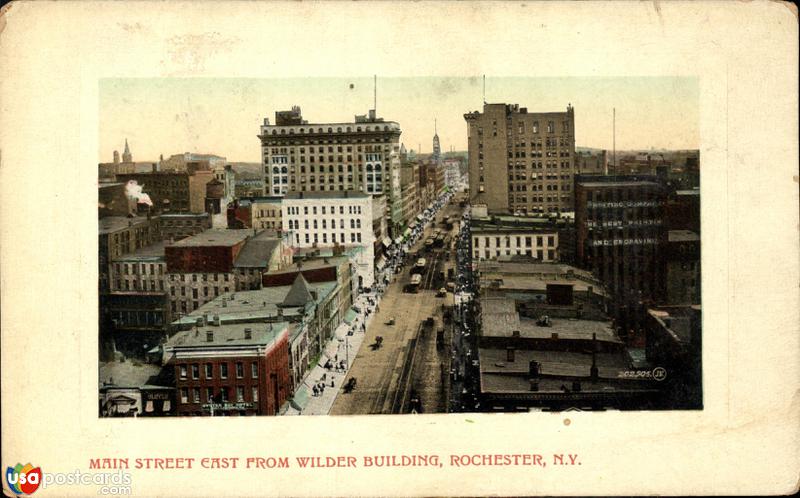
(116, 168, 215, 214)
(574, 175, 667, 340)
(164, 321, 291, 416)
(159, 213, 212, 241)
(163, 229, 290, 315)
(465, 103, 576, 215)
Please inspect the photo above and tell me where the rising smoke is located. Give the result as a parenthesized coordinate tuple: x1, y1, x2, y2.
(125, 180, 153, 215)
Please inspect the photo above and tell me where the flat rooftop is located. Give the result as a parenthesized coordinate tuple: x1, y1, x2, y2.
(170, 229, 252, 247)
(479, 348, 629, 380)
(482, 315, 619, 343)
(268, 256, 349, 275)
(165, 321, 290, 349)
(480, 275, 607, 296)
(99, 216, 152, 235)
(99, 361, 164, 389)
(173, 282, 336, 326)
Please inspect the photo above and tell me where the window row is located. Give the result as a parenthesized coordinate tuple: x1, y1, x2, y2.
(473, 235, 556, 248)
(295, 232, 362, 245)
(179, 386, 259, 404)
(287, 218, 361, 230)
(178, 361, 258, 381)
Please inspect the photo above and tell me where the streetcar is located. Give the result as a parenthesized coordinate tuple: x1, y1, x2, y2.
(406, 273, 422, 293)
(411, 258, 427, 275)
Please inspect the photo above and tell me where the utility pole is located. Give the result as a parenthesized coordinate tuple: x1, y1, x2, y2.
(374, 75, 377, 113)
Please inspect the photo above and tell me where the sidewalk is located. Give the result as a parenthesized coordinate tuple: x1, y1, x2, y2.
(285, 291, 383, 415)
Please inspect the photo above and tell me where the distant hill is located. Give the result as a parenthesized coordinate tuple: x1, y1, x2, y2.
(229, 162, 262, 180)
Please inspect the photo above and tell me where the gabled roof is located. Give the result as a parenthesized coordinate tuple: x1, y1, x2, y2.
(281, 273, 313, 307)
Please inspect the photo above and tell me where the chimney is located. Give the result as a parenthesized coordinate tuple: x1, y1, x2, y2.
(529, 379, 539, 391)
(152, 163, 158, 173)
(506, 346, 515, 362)
(213, 314, 220, 326)
(512, 330, 520, 338)
(528, 360, 540, 379)
(551, 332, 559, 340)
(206, 331, 214, 342)
(587, 285, 593, 295)
(244, 328, 252, 340)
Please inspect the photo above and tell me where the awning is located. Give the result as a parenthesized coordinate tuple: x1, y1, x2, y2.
(343, 308, 358, 324)
(382, 237, 393, 248)
(289, 388, 310, 411)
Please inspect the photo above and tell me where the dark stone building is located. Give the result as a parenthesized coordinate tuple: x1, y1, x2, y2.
(574, 175, 667, 343)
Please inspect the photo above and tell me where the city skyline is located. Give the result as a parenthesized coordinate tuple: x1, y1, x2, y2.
(99, 77, 699, 163)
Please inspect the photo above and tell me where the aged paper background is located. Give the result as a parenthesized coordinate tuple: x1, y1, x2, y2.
(1, 1, 798, 496)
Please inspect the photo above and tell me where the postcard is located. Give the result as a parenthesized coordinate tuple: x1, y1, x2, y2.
(1, 1, 797, 496)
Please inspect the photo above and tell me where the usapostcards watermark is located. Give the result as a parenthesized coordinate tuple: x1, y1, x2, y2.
(6, 467, 134, 496)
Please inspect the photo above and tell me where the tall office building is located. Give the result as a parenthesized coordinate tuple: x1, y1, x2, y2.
(258, 106, 401, 197)
(574, 174, 667, 339)
(464, 103, 575, 214)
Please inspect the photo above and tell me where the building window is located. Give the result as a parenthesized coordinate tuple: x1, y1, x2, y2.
(179, 365, 187, 380)
(251, 362, 258, 378)
(205, 363, 213, 379)
(220, 388, 229, 402)
(252, 387, 259, 402)
(220, 363, 228, 379)
(180, 388, 188, 404)
(191, 364, 199, 379)
(206, 387, 214, 402)
(236, 362, 244, 378)
(193, 388, 200, 403)
(236, 387, 245, 402)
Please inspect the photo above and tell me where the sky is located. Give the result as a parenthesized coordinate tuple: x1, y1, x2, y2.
(99, 77, 699, 163)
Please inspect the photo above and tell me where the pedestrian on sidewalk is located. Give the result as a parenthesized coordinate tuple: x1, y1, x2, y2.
(312, 386, 318, 397)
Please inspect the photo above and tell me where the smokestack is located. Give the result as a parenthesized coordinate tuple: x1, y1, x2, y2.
(529, 360, 540, 379)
